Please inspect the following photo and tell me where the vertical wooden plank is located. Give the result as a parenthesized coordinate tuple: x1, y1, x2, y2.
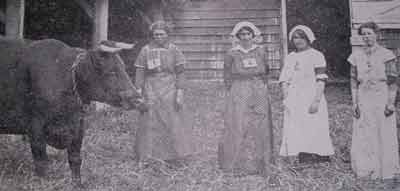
(93, 0, 109, 46)
(5, 0, 24, 39)
(280, 0, 288, 62)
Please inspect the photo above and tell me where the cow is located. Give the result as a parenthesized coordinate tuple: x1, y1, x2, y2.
(0, 37, 147, 186)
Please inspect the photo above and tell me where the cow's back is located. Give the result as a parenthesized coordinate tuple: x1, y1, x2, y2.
(0, 37, 30, 133)
(21, 39, 82, 115)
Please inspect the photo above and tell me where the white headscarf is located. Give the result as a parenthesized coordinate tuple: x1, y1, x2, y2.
(149, 20, 171, 33)
(288, 25, 316, 43)
(230, 21, 262, 44)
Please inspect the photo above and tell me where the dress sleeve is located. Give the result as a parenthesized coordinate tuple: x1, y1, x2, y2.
(224, 51, 234, 88)
(347, 52, 357, 67)
(173, 45, 186, 89)
(134, 46, 147, 89)
(314, 51, 328, 81)
(347, 52, 357, 80)
(278, 54, 292, 83)
(263, 46, 270, 76)
(384, 50, 398, 85)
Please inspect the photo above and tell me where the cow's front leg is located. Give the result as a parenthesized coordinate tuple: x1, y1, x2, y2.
(68, 118, 84, 187)
(29, 117, 48, 177)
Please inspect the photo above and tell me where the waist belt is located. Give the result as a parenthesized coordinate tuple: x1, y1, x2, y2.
(230, 73, 266, 81)
(146, 68, 173, 76)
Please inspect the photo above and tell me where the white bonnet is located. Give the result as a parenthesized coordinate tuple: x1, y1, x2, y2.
(230, 21, 262, 44)
(230, 21, 261, 37)
(288, 25, 316, 43)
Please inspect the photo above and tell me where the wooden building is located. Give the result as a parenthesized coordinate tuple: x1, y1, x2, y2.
(168, 0, 284, 79)
(350, 0, 400, 56)
(1, 0, 355, 80)
(169, 0, 351, 80)
(0, 0, 109, 46)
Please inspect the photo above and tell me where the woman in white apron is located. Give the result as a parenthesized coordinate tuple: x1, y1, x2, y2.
(279, 25, 334, 164)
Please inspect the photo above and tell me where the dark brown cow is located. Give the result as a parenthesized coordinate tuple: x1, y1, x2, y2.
(0, 37, 147, 186)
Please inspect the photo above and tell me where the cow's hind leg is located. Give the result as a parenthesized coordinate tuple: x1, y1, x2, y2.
(68, 118, 84, 187)
(29, 117, 49, 177)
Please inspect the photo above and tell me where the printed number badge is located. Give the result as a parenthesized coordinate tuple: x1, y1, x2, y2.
(242, 58, 257, 68)
(147, 58, 161, 70)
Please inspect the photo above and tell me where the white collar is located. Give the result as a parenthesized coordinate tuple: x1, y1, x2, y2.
(231, 44, 259, 54)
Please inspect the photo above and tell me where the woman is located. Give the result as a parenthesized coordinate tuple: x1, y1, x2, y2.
(218, 21, 274, 175)
(278, 25, 334, 164)
(134, 21, 193, 165)
(347, 21, 399, 180)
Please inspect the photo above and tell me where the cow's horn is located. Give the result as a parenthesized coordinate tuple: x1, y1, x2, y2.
(114, 42, 135, 49)
(99, 44, 123, 53)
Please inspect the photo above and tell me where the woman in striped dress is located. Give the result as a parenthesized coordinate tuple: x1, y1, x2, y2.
(218, 21, 274, 176)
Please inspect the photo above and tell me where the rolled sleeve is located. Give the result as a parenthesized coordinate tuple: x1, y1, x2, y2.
(314, 52, 328, 81)
(278, 56, 291, 84)
(315, 67, 328, 81)
(263, 47, 270, 76)
(347, 53, 356, 67)
(383, 50, 397, 85)
(385, 58, 398, 85)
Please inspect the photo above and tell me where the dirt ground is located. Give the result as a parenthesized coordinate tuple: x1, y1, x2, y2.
(0, 81, 399, 191)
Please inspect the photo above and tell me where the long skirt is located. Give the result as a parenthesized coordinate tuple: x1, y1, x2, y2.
(351, 81, 400, 179)
(279, 81, 334, 156)
(218, 78, 274, 174)
(135, 73, 193, 161)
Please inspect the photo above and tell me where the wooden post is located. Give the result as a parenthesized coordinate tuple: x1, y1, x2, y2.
(93, 0, 110, 110)
(280, 0, 288, 61)
(93, 0, 109, 46)
(5, 0, 25, 39)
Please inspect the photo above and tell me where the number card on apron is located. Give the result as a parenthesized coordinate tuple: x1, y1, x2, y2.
(242, 58, 257, 68)
(147, 58, 161, 69)
(147, 49, 162, 70)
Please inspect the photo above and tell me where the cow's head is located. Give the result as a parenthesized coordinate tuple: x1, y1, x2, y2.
(77, 41, 147, 112)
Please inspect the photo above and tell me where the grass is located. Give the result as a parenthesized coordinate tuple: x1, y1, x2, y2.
(0, 81, 399, 191)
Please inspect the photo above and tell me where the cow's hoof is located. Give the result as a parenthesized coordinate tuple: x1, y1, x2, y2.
(34, 167, 47, 178)
(72, 178, 84, 189)
(34, 161, 49, 178)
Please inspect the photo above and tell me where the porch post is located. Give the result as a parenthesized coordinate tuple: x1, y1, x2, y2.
(280, 0, 288, 62)
(93, 0, 110, 110)
(5, 0, 25, 39)
(93, 0, 109, 45)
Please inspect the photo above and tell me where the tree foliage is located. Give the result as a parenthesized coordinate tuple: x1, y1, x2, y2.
(287, 0, 351, 76)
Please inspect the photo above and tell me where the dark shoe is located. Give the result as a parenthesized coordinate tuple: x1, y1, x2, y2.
(309, 153, 331, 163)
(299, 152, 331, 164)
(298, 152, 313, 164)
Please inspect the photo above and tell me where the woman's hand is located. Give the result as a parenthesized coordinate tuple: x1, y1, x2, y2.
(384, 104, 395, 117)
(308, 99, 320, 114)
(353, 104, 360, 119)
(175, 89, 184, 111)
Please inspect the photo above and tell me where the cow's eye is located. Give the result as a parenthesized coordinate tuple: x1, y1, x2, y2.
(99, 52, 110, 59)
